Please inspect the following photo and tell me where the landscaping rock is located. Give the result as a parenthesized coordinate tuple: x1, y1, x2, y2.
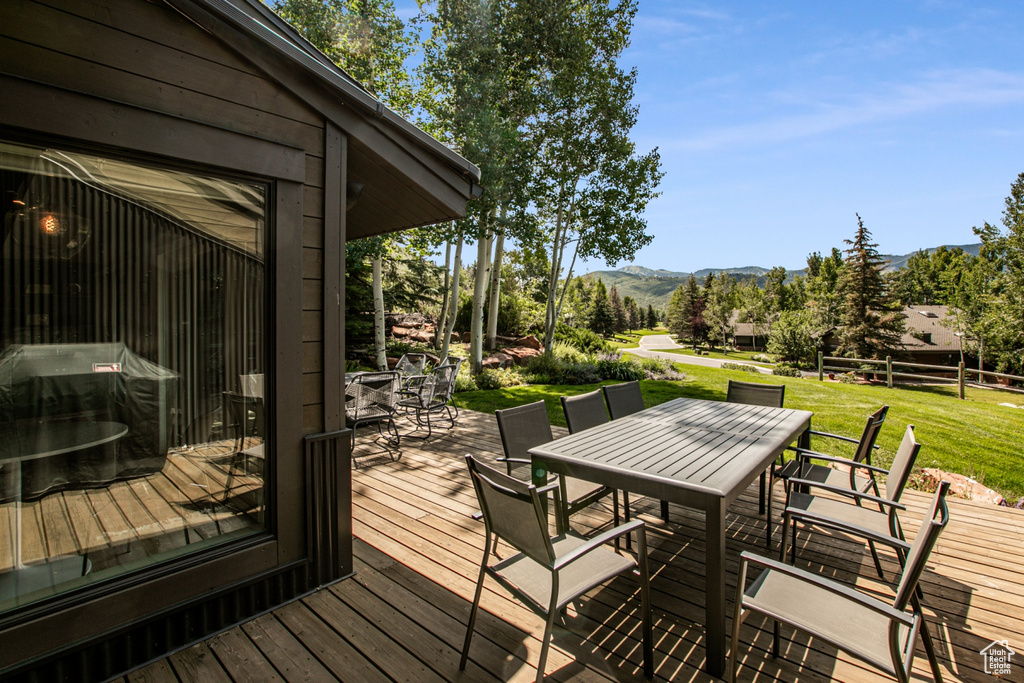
(481, 356, 503, 370)
(391, 325, 412, 338)
(920, 468, 1005, 506)
(515, 334, 543, 350)
(504, 346, 542, 366)
(386, 357, 399, 370)
(408, 329, 433, 343)
(449, 332, 461, 343)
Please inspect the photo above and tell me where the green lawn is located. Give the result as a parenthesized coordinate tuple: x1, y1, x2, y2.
(453, 362, 1024, 501)
(606, 328, 667, 349)
(657, 346, 774, 365)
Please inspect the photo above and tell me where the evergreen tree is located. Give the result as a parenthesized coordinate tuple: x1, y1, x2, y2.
(684, 274, 709, 349)
(704, 273, 735, 350)
(624, 296, 641, 332)
(608, 286, 628, 333)
(837, 214, 905, 358)
(588, 279, 615, 336)
(665, 283, 689, 339)
(646, 304, 657, 329)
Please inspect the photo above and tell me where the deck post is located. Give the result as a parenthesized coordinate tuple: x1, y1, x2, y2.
(958, 361, 965, 400)
(886, 356, 893, 388)
(817, 352, 823, 381)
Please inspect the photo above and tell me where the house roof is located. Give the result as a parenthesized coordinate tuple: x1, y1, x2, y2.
(169, 0, 482, 238)
(901, 305, 957, 352)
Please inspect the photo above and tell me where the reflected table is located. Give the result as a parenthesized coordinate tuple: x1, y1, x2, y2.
(1, 421, 128, 568)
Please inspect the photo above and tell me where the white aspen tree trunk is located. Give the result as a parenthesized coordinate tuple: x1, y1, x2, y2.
(486, 222, 505, 351)
(435, 239, 452, 350)
(372, 257, 386, 370)
(544, 205, 566, 353)
(470, 217, 493, 374)
(440, 232, 463, 361)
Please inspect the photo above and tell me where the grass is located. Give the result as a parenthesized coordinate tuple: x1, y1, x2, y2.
(606, 327, 667, 349)
(453, 362, 1024, 501)
(658, 346, 774, 365)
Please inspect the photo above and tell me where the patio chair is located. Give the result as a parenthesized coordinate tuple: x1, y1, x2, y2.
(780, 424, 921, 580)
(730, 480, 950, 683)
(397, 358, 461, 438)
(395, 353, 427, 378)
(345, 371, 401, 455)
(726, 380, 786, 547)
(777, 405, 889, 499)
(222, 391, 265, 500)
(603, 382, 670, 523)
(496, 401, 622, 544)
(561, 390, 635, 547)
(461, 454, 653, 683)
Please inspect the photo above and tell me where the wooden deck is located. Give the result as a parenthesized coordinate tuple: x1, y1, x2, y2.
(118, 409, 1022, 682)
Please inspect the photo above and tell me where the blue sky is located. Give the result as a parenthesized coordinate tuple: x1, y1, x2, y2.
(398, 1, 1024, 273)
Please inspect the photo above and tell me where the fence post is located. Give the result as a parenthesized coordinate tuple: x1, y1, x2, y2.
(958, 361, 965, 400)
(886, 355, 893, 389)
(818, 352, 823, 381)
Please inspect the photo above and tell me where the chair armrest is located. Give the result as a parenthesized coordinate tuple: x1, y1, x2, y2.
(552, 519, 646, 571)
(788, 450, 890, 474)
(806, 429, 860, 445)
(739, 552, 913, 625)
(783, 508, 912, 551)
(496, 457, 532, 465)
(787, 478, 906, 510)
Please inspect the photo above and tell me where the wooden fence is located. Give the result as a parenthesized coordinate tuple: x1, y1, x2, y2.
(817, 352, 1024, 400)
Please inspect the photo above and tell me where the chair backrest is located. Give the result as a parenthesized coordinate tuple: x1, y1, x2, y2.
(561, 389, 609, 434)
(224, 390, 259, 443)
(884, 424, 920, 503)
(602, 381, 645, 420)
(495, 401, 554, 479)
(346, 371, 400, 419)
(852, 405, 889, 465)
(240, 373, 264, 399)
(465, 454, 554, 566)
(893, 480, 951, 611)
(429, 362, 459, 403)
(395, 353, 427, 377)
(726, 380, 785, 408)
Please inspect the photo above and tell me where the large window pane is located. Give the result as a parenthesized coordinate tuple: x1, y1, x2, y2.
(0, 141, 266, 612)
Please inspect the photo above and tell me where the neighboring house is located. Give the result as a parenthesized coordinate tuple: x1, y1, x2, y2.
(819, 305, 960, 365)
(729, 310, 766, 350)
(0, 1, 479, 680)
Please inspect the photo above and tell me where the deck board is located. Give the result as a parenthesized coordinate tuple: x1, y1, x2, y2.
(44, 407, 1023, 682)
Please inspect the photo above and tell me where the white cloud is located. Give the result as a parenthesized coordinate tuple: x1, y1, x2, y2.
(666, 69, 1024, 152)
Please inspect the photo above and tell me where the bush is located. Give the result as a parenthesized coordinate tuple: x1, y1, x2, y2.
(559, 362, 602, 385)
(721, 362, 760, 374)
(453, 360, 477, 392)
(772, 365, 802, 377)
(555, 324, 612, 355)
(596, 355, 646, 382)
(552, 341, 587, 364)
(525, 353, 564, 384)
(766, 310, 817, 365)
(751, 353, 774, 363)
(476, 368, 525, 390)
(632, 356, 685, 380)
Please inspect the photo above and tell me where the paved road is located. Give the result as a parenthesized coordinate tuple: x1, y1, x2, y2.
(624, 335, 773, 374)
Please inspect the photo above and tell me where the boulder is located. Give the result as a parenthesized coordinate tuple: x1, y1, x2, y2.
(408, 329, 433, 343)
(391, 325, 412, 338)
(481, 356, 503, 370)
(449, 332, 461, 343)
(504, 346, 542, 366)
(919, 468, 1005, 506)
(385, 357, 400, 370)
(515, 334, 543, 350)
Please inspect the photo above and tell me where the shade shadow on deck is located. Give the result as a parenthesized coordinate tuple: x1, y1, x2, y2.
(126, 409, 1024, 682)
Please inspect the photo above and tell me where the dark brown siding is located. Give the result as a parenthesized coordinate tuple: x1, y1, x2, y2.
(0, 0, 329, 431)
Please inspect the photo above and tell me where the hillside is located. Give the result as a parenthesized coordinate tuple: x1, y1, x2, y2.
(586, 243, 981, 311)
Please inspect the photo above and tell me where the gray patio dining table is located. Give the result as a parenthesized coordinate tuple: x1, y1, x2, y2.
(529, 396, 811, 677)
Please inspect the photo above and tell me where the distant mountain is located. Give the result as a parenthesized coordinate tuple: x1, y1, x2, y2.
(586, 243, 981, 312)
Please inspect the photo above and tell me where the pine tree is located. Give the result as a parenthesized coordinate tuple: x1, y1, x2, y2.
(646, 304, 657, 329)
(837, 214, 905, 358)
(624, 296, 641, 332)
(608, 286, 627, 333)
(588, 279, 615, 337)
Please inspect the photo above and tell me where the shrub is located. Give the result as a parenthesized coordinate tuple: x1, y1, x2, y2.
(596, 355, 646, 382)
(766, 310, 817, 365)
(772, 365, 802, 377)
(632, 356, 685, 380)
(525, 352, 564, 384)
(476, 368, 525, 390)
(552, 341, 587, 364)
(751, 353, 774, 363)
(453, 361, 477, 392)
(838, 372, 858, 384)
(555, 324, 612, 355)
(559, 362, 602, 385)
(721, 362, 760, 374)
